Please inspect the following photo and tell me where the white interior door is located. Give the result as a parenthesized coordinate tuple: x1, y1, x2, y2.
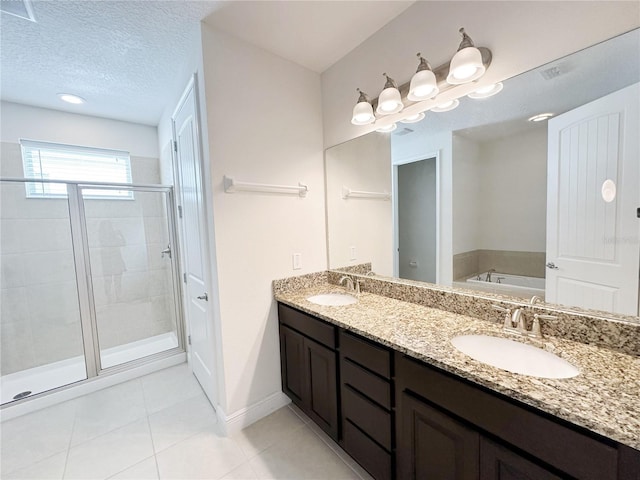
(172, 76, 217, 404)
(546, 83, 639, 315)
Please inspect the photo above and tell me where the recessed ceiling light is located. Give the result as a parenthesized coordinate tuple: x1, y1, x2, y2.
(468, 82, 504, 99)
(58, 93, 85, 105)
(528, 113, 554, 122)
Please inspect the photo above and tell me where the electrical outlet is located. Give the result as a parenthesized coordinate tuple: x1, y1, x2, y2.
(349, 246, 356, 261)
(292, 253, 302, 270)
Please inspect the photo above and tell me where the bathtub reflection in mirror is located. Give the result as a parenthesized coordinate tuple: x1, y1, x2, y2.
(325, 29, 640, 319)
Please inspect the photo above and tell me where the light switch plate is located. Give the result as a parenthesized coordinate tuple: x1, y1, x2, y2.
(349, 246, 356, 261)
(292, 253, 302, 270)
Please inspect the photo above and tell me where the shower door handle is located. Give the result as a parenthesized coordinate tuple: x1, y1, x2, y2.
(161, 244, 171, 259)
(197, 293, 208, 301)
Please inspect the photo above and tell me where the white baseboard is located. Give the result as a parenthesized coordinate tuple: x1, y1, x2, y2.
(216, 391, 291, 436)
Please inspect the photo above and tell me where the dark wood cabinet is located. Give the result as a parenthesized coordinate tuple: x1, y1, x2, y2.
(277, 302, 640, 480)
(305, 335, 338, 437)
(278, 305, 338, 440)
(480, 438, 563, 480)
(279, 324, 305, 404)
(397, 392, 479, 480)
(340, 330, 394, 480)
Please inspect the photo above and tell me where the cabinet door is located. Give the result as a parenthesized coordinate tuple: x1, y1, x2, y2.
(305, 337, 338, 440)
(279, 325, 306, 406)
(397, 392, 479, 480)
(480, 438, 563, 480)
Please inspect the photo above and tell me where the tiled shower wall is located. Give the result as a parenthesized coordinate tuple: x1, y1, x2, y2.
(0, 142, 175, 375)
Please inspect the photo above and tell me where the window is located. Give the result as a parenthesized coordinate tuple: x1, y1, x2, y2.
(21, 140, 133, 199)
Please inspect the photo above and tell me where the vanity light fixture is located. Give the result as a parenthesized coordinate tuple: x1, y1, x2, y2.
(376, 123, 397, 133)
(351, 89, 375, 125)
(58, 93, 85, 104)
(468, 82, 503, 99)
(446, 28, 486, 85)
(528, 113, 554, 122)
(400, 112, 425, 124)
(376, 74, 403, 115)
(408, 54, 439, 101)
(349, 27, 492, 126)
(431, 99, 460, 112)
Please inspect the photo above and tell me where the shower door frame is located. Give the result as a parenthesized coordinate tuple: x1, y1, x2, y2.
(1, 178, 186, 393)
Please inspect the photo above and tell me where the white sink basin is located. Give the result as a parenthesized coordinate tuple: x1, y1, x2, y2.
(306, 293, 357, 306)
(451, 335, 579, 379)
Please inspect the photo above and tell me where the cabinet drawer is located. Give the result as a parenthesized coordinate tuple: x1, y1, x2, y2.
(344, 420, 392, 480)
(340, 330, 390, 378)
(343, 384, 392, 450)
(341, 357, 391, 410)
(278, 303, 336, 349)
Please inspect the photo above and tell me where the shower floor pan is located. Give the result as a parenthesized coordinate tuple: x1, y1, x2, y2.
(1, 332, 179, 405)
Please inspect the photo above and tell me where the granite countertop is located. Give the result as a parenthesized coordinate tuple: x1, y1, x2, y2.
(275, 284, 640, 451)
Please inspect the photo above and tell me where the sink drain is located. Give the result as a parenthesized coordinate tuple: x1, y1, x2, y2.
(12, 391, 32, 400)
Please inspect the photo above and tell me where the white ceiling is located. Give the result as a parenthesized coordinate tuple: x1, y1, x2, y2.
(0, 0, 413, 126)
(202, 1, 413, 73)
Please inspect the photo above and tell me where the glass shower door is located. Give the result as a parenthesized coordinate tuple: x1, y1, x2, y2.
(80, 186, 182, 369)
(0, 180, 87, 404)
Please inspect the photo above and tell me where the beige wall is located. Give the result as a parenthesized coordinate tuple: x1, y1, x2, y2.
(199, 25, 326, 416)
(326, 133, 393, 276)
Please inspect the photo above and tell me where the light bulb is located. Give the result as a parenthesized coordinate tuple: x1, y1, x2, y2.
(468, 82, 503, 99)
(408, 55, 439, 101)
(380, 98, 399, 113)
(400, 113, 425, 124)
(376, 123, 397, 133)
(376, 74, 403, 115)
(430, 99, 460, 113)
(446, 29, 486, 85)
(351, 89, 375, 125)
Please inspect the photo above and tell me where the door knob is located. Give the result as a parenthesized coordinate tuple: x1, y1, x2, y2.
(197, 293, 208, 301)
(546, 262, 559, 270)
(161, 244, 171, 259)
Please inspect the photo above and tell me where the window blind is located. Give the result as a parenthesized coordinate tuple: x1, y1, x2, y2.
(20, 139, 133, 199)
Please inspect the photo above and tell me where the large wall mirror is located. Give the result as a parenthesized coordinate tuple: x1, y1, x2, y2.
(325, 29, 639, 320)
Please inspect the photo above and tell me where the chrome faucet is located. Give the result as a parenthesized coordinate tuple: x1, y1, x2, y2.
(339, 275, 355, 292)
(485, 268, 496, 282)
(491, 305, 526, 335)
(492, 304, 556, 339)
(529, 295, 542, 305)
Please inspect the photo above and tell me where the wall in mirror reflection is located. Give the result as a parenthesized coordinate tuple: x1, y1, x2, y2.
(325, 29, 640, 317)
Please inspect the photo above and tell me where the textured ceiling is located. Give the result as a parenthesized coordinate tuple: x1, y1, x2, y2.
(0, 0, 413, 126)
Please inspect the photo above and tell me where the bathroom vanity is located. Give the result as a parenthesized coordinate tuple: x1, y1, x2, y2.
(274, 274, 640, 480)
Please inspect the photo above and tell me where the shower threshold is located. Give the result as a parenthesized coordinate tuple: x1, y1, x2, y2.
(0, 332, 179, 405)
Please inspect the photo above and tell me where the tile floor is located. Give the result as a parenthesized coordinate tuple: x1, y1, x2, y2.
(0, 363, 373, 480)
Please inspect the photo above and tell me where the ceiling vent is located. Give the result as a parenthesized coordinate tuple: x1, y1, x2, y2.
(0, 0, 36, 22)
(539, 65, 562, 81)
(394, 128, 415, 136)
